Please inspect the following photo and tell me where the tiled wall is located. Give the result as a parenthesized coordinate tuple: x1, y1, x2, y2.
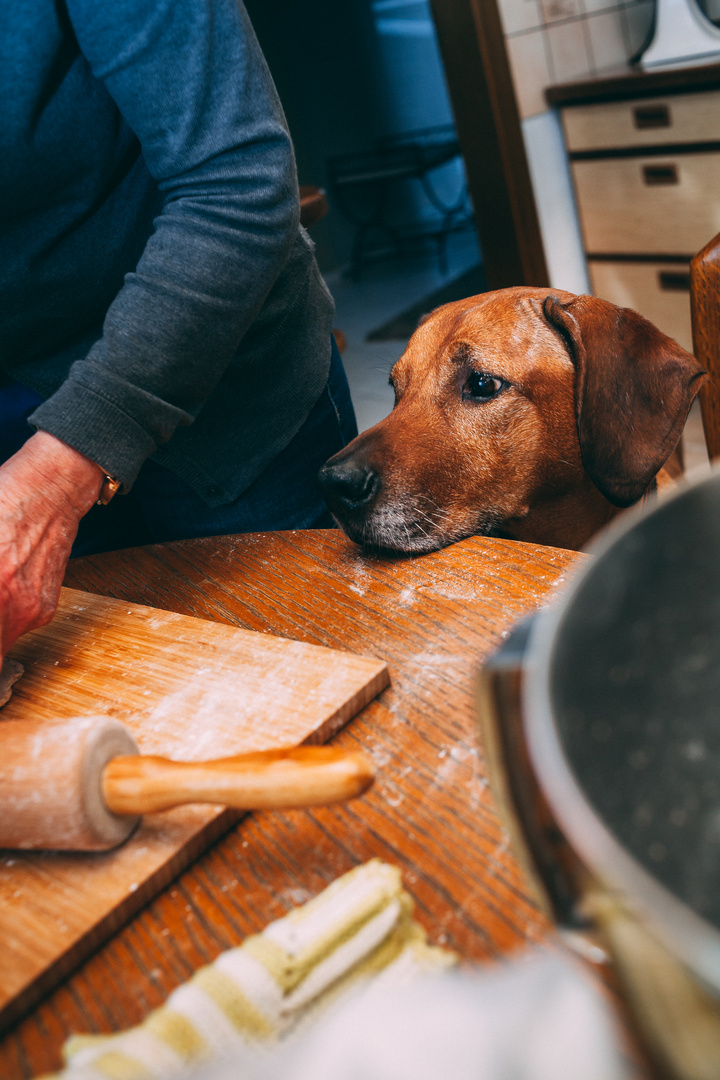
(498, 0, 655, 117)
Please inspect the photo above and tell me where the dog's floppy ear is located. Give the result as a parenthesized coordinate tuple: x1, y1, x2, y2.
(543, 294, 707, 507)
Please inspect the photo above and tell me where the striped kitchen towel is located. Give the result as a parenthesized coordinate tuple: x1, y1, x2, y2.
(48, 859, 455, 1080)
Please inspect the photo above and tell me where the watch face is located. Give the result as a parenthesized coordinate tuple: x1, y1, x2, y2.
(98, 475, 121, 505)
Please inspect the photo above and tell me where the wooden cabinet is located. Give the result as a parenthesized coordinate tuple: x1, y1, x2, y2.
(561, 89, 720, 150)
(548, 67, 720, 353)
(589, 259, 698, 353)
(571, 148, 720, 257)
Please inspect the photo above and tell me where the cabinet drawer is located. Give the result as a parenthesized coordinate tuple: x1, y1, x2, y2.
(572, 151, 720, 255)
(588, 260, 692, 352)
(562, 89, 720, 152)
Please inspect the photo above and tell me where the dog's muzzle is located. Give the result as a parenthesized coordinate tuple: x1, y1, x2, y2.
(318, 436, 472, 553)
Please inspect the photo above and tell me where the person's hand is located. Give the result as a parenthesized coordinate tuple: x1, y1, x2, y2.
(0, 432, 104, 657)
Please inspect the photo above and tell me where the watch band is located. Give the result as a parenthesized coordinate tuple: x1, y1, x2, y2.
(97, 473, 121, 506)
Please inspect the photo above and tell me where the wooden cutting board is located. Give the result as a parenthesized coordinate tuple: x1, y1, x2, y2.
(0, 587, 389, 1031)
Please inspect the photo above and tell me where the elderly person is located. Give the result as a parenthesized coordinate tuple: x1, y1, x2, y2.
(0, 0, 356, 656)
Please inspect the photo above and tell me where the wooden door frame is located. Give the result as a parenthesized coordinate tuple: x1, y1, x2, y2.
(429, 0, 549, 288)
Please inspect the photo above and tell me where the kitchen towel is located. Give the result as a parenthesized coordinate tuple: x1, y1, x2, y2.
(47, 859, 455, 1080)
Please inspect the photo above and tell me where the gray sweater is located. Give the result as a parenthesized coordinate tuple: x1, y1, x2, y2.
(1, 0, 334, 505)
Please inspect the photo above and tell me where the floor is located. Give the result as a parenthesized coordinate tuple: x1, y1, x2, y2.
(324, 233, 710, 479)
(324, 228, 481, 433)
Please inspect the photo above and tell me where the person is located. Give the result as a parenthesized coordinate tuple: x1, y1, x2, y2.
(0, 0, 357, 659)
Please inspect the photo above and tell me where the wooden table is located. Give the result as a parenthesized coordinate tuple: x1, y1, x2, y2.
(0, 529, 582, 1079)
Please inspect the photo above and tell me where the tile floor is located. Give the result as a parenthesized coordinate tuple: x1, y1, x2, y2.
(324, 228, 481, 433)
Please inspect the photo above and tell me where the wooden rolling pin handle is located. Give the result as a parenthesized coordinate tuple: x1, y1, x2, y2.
(102, 745, 375, 815)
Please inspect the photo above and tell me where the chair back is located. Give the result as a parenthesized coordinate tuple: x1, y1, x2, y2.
(690, 232, 720, 460)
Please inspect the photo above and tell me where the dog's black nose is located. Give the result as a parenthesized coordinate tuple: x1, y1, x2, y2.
(318, 460, 381, 511)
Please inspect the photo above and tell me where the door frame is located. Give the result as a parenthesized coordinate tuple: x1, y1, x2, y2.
(429, 0, 549, 288)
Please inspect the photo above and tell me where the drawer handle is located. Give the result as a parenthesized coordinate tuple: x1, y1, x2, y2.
(642, 163, 678, 185)
(633, 104, 671, 129)
(658, 270, 690, 292)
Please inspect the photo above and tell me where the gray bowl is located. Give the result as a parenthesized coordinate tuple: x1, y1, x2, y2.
(482, 466, 720, 1080)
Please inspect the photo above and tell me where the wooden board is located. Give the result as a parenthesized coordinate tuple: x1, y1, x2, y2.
(0, 587, 389, 1031)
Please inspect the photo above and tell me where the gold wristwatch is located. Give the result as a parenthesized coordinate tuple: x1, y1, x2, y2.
(97, 472, 121, 506)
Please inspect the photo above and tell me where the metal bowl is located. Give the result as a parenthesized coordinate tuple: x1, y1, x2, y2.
(480, 466, 720, 1080)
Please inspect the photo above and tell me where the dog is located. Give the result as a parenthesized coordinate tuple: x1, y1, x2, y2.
(318, 287, 707, 553)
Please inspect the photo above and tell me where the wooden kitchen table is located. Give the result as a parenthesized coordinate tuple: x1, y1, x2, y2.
(0, 529, 583, 1079)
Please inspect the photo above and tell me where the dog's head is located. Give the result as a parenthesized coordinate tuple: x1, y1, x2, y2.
(319, 287, 707, 552)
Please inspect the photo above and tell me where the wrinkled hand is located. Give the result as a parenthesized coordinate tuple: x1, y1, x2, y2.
(0, 432, 104, 657)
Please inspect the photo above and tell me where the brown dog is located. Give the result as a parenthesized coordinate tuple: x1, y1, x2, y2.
(319, 287, 707, 552)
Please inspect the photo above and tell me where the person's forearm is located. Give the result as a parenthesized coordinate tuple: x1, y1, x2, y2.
(28, 0, 300, 492)
(7, 431, 104, 518)
(0, 432, 103, 656)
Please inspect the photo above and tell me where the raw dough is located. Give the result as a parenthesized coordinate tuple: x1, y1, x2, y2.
(0, 658, 24, 708)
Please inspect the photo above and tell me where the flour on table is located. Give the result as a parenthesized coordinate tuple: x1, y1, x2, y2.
(0, 658, 24, 708)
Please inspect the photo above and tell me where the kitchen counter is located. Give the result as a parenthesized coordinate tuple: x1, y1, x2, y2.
(546, 58, 720, 108)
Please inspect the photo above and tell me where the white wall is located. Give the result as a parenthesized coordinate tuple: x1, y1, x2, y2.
(522, 111, 590, 292)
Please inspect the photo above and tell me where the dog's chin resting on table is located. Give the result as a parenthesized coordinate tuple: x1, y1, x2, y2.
(319, 287, 707, 553)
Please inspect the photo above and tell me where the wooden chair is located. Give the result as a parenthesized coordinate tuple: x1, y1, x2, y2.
(299, 185, 329, 230)
(690, 231, 720, 461)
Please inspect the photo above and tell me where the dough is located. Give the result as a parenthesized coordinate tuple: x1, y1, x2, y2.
(0, 658, 24, 708)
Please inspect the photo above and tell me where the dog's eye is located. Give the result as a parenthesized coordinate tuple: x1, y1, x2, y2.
(463, 371, 504, 401)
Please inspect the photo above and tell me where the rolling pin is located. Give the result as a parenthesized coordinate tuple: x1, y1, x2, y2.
(0, 716, 374, 852)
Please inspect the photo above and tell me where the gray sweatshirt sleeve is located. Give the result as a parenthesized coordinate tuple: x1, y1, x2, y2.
(30, 0, 300, 487)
